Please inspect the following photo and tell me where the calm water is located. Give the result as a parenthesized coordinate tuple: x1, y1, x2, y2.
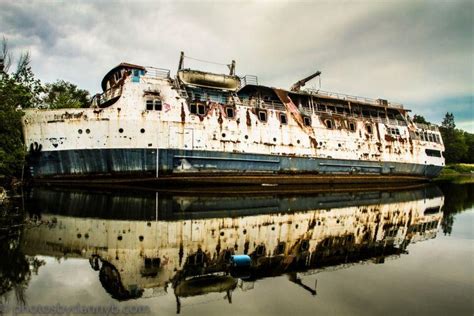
(1, 181, 473, 316)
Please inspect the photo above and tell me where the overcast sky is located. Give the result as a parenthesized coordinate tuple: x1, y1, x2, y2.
(1, 0, 473, 131)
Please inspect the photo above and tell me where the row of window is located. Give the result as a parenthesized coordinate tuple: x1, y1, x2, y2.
(387, 127, 401, 136)
(418, 131, 441, 144)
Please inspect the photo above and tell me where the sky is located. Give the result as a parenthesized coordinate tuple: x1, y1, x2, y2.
(1, 0, 473, 131)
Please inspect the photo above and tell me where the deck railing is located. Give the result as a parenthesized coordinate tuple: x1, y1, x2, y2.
(145, 67, 171, 79)
(306, 88, 404, 110)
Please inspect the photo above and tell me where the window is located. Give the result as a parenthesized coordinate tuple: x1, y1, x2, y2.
(225, 107, 235, 118)
(349, 122, 356, 132)
(146, 99, 162, 111)
(425, 149, 441, 157)
(146, 100, 154, 110)
(303, 116, 311, 126)
(279, 113, 288, 125)
(317, 104, 326, 112)
(190, 103, 206, 115)
(258, 110, 267, 122)
(197, 104, 206, 115)
(154, 99, 162, 111)
(325, 119, 333, 129)
(366, 124, 373, 134)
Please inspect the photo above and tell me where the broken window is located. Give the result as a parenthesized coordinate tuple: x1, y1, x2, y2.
(258, 110, 267, 122)
(366, 124, 373, 134)
(146, 99, 162, 111)
(154, 99, 162, 111)
(279, 113, 288, 125)
(349, 122, 356, 131)
(226, 107, 235, 118)
(303, 116, 312, 126)
(146, 100, 154, 110)
(325, 119, 333, 129)
(197, 104, 206, 115)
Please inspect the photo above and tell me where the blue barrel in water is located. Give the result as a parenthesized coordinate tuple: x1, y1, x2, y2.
(230, 255, 251, 267)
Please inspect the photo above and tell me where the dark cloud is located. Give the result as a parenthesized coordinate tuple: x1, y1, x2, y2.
(0, 0, 472, 130)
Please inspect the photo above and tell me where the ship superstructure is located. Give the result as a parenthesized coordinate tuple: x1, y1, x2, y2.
(22, 53, 445, 183)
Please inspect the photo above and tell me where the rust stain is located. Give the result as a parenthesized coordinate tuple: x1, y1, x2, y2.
(180, 104, 186, 123)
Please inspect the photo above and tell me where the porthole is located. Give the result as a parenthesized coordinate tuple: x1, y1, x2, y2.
(273, 137, 277, 142)
(117, 235, 123, 241)
(220, 231, 225, 236)
(139, 235, 144, 242)
(222, 133, 226, 138)
(244, 135, 248, 140)
(140, 128, 145, 133)
(78, 129, 83, 134)
(86, 129, 90, 134)
(77, 233, 82, 239)
(297, 140, 300, 144)
(119, 128, 124, 133)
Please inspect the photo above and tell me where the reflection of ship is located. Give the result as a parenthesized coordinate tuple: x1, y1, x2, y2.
(21, 186, 443, 312)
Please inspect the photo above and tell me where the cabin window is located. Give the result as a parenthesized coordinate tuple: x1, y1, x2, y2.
(327, 105, 336, 113)
(362, 110, 370, 118)
(146, 99, 162, 111)
(317, 104, 326, 112)
(197, 104, 206, 115)
(366, 124, 373, 134)
(279, 113, 288, 125)
(190, 103, 206, 115)
(425, 149, 441, 157)
(154, 99, 162, 111)
(336, 107, 344, 114)
(349, 122, 356, 132)
(146, 100, 154, 110)
(303, 116, 311, 127)
(225, 107, 235, 118)
(258, 110, 267, 122)
(325, 119, 333, 129)
(435, 134, 440, 143)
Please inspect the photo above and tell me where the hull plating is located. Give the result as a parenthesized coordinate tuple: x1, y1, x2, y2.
(28, 148, 443, 183)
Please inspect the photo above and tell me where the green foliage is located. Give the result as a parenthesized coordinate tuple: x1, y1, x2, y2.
(43, 80, 90, 109)
(439, 112, 472, 164)
(0, 39, 44, 177)
(0, 38, 91, 178)
(413, 114, 429, 124)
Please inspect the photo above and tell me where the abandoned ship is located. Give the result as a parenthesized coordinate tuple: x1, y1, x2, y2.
(21, 52, 445, 184)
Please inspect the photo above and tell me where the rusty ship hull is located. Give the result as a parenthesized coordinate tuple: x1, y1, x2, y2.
(22, 56, 445, 184)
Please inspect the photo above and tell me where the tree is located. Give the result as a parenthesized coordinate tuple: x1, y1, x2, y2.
(442, 112, 456, 130)
(43, 80, 90, 109)
(439, 113, 468, 163)
(412, 114, 429, 125)
(0, 38, 43, 177)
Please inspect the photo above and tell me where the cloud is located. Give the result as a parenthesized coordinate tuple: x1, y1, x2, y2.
(1, 0, 472, 130)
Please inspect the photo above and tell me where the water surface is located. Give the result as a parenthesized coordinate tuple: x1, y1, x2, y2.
(1, 182, 472, 315)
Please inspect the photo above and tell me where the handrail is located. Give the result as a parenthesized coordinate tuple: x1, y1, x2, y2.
(306, 88, 404, 109)
(145, 67, 170, 79)
(414, 122, 439, 131)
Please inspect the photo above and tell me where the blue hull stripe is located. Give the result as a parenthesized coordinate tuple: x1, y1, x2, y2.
(27, 148, 443, 179)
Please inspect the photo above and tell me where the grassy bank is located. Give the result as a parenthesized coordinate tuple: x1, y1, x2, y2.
(436, 163, 474, 183)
